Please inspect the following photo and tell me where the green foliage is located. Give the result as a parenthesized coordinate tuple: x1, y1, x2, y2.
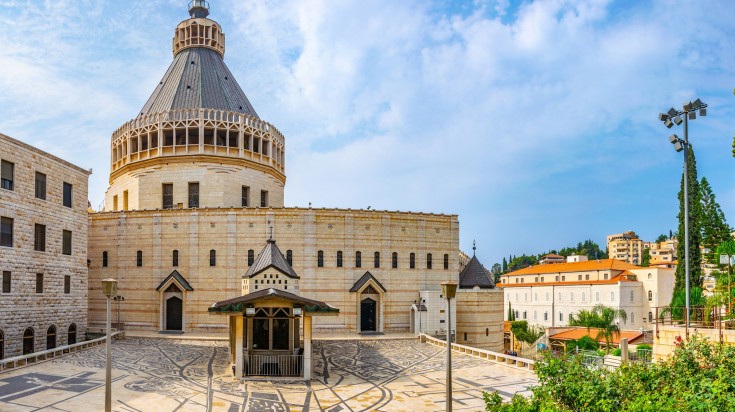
(556, 239, 608, 260)
(568, 304, 627, 349)
(612, 348, 621, 356)
(655, 234, 668, 243)
(641, 247, 651, 267)
(508, 254, 538, 272)
(484, 334, 735, 411)
(700, 177, 732, 265)
(568, 335, 599, 352)
(674, 148, 703, 292)
(664, 287, 705, 320)
(510, 321, 545, 345)
(507, 302, 515, 321)
(502, 257, 508, 273)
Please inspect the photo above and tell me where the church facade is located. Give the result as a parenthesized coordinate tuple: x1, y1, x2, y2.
(87, 1, 465, 335)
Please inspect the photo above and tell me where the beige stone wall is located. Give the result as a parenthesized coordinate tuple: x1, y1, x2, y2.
(105, 160, 284, 211)
(88, 207, 459, 334)
(0, 133, 90, 357)
(654, 326, 735, 360)
(456, 289, 504, 351)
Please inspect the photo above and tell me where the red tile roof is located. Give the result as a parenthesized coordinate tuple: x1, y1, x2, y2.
(549, 327, 644, 345)
(497, 274, 637, 288)
(503, 258, 639, 276)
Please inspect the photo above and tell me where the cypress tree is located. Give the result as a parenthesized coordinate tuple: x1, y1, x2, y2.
(674, 148, 702, 293)
(699, 177, 731, 265)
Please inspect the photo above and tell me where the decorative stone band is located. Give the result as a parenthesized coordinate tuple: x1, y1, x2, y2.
(110, 108, 285, 177)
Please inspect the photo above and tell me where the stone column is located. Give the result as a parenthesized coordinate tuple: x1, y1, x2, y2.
(304, 315, 312, 380)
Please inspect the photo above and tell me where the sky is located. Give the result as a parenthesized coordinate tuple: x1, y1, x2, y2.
(0, 0, 734, 267)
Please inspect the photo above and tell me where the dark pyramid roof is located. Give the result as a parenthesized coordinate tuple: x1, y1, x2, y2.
(139, 47, 258, 117)
(349, 271, 386, 293)
(156, 270, 194, 291)
(208, 288, 338, 314)
(459, 255, 495, 289)
(244, 240, 299, 279)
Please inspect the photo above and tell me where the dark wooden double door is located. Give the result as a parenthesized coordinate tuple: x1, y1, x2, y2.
(361, 298, 377, 332)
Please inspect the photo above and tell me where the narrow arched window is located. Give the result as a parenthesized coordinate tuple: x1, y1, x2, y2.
(410, 253, 416, 269)
(426, 253, 432, 269)
(356, 251, 362, 268)
(443, 253, 449, 270)
(317, 250, 324, 267)
(68, 324, 77, 345)
(0, 329, 4, 359)
(648, 290, 653, 301)
(210, 249, 216, 266)
(46, 325, 56, 350)
(102, 251, 108, 267)
(374, 252, 380, 268)
(247, 249, 254, 266)
(392, 252, 398, 268)
(173, 250, 179, 267)
(336, 251, 343, 267)
(136, 250, 142, 267)
(286, 250, 293, 266)
(23, 327, 34, 355)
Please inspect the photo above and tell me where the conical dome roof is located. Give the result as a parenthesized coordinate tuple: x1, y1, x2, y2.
(138, 2, 258, 118)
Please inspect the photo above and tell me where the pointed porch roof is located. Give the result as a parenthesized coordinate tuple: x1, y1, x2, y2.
(244, 239, 299, 279)
(349, 271, 386, 293)
(156, 270, 194, 291)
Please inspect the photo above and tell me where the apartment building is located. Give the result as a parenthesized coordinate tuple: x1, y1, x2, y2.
(607, 231, 644, 265)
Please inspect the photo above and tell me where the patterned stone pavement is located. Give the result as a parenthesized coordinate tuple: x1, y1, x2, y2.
(0, 338, 536, 411)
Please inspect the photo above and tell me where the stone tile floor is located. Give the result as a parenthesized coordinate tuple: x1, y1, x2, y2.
(0, 338, 536, 411)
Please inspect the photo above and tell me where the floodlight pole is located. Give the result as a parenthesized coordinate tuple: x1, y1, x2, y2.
(683, 114, 690, 329)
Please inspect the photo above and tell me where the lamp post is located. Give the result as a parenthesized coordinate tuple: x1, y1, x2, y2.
(414, 297, 426, 334)
(113, 295, 125, 331)
(720, 254, 733, 315)
(102, 278, 118, 412)
(659, 98, 707, 329)
(441, 281, 458, 412)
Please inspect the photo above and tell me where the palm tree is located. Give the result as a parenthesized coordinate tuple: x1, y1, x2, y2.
(569, 304, 627, 351)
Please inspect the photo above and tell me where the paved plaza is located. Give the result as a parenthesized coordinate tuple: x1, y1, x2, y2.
(0, 338, 536, 411)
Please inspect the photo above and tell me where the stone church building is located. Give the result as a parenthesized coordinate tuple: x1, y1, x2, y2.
(76, 1, 504, 347)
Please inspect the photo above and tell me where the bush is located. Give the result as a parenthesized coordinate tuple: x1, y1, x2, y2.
(612, 348, 621, 356)
(483, 334, 735, 411)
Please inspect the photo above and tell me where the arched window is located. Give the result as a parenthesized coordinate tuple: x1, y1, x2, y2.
(68, 324, 77, 345)
(356, 251, 362, 268)
(426, 253, 433, 269)
(443, 254, 449, 270)
(464, 332, 467, 341)
(210, 249, 216, 266)
(247, 249, 254, 266)
(648, 312, 653, 322)
(648, 290, 653, 301)
(630, 290, 634, 302)
(286, 250, 293, 266)
(648, 273, 652, 279)
(46, 325, 56, 350)
(173, 250, 179, 267)
(374, 252, 380, 268)
(392, 252, 398, 268)
(317, 251, 324, 267)
(23, 327, 34, 355)
(136, 250, 142, 267)
(102, 251, 108, 267)
(410, 253, 416, 269)
(336, 251, 343, 268)
(486, 328, 489, 336)
(0, 329, 4, 359)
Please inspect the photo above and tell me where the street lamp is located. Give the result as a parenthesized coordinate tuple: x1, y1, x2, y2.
(720, 254, 733, 315)
(441, 281, 458, 412)
(659, 98, 707, 330)
(102, 278, 118, 412)
(113, 295, 125, 331)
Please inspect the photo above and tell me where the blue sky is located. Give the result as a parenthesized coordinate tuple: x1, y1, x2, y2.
(0, 0, 734, 267)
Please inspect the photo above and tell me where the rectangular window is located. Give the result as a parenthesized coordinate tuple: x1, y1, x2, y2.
(1, 217, 13, 247)
(410, 253, 415, 269)
(426, 253, 432, 269)
(253, 318, 269, 349)
(34, 224, 46, 252)
(272, 318, 289, 350)
(35, 172, 46, 200)
(374, 252, 380, 268)
(162, 183, 173, 209)
(336, 251, 343, 268)
(260, 190, 268, 207)
(123, 190, 129, 210)
(62, 230, 72, 255)
(1, 160, 14, 191)
(443, 253, 449, 270)
(113, 195, 118, 211)
(559, 312, 563, 322)
(64, 275, 71, 294)
(188, 182, 199, 208)
(356, 251, 362, 268)
(241, 186, 250, 207)
(63, 182, 73, 208)
(36, 273, 43, 293)
(2, 271, 10, 293)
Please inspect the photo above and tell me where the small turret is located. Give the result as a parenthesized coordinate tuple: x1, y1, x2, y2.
(188, 0, 210, 18)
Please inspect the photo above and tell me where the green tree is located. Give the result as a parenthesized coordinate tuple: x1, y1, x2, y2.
(501, 257, 508, 273)
(641, 247, 651, 267)
(507, 302, 515, 321)
(700, 177, 732, 265)
(674, 147, 702, 293)
(510, 321, 544, 345)
(655, 234, 668, 243)
(715, 240, 735, 315)
(568, 304, 627, 351)
(508, 254, 538, 272)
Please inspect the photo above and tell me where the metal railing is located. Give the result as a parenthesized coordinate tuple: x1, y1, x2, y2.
(1, 331, 124, 372)
(654, 306, 733, 341)
(246, 354, 302, 377)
